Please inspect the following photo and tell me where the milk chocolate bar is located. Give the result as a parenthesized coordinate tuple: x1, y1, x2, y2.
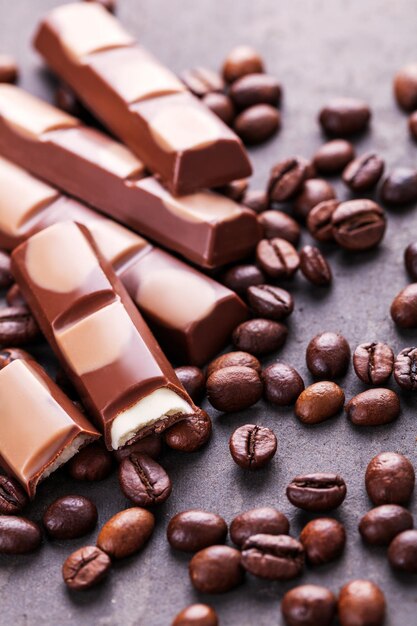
(0, 85, 260, 269)
(0, 352, 100, 497)
(12, 222, 198, 450)
(0, 156, 247, 364)
(33, 3, 252, 195)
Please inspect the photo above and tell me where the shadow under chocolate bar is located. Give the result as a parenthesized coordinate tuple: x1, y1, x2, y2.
(0, 85, 260, 270)
(33, 2, 252, 195)
(0, 156, 247, 365)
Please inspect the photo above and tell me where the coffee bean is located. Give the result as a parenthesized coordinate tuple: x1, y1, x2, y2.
(247, 284, 294, 320)
(319, 98, 371, 136)
(381, 167, 417, 205)
(180, 67, 224, 97)
(332, 199, 386, 251)
(206, 365, 263, 412)
(167, 510, 227, 552)
(268, 157, 308, 202)
(114, 435, 162, 462)
(409, 111, 417, 141)
(118, 453, 172, 506)
(242, 190, 268, 213)
(230, 507, 289, 547)
(258, 210, 301, 245)
(43, 495, 97, 540)
(293, 178, 336, 221)
(84, 0, 116, 12)
(306, 332, 350, 379)
(0, 250, 13, 288)
(0, 55, 18, 84)
(299, 245, 332, 287)
(295, 381, 345, 424)
(343, 152, 384, 192)
(256, 237, 300, 279)
(216, 178, 248, 202)
(174, 366, 205, 402)
(97, 507, 154, 559)
(391, 283, 417, 328)
(0, 476, 28, 515)
(6, 283, 26, 307)
(222, 46, 264, 83)
(338, 580, 385, 626)
(359, 505, 413, 546)
(313, 140, 355, 174)
(353, 342, 394, 385)
(172, 604, 218, 626)
(189, 545, 244, 593)
(207, 351, 261, 377)
(202, 92, 235, 125)
(222, 263, 265, 295)
(306, 199, 339, 242)
(230, 73, 281, 109)
(346, 388, 400, 426)
(394, 347, 417, 391)
(394, 63, 417, 111)
(234, 104, 280, 144)
(68, 442, 114, 481)
(0, 347, 31, 370)
(287, 473, 347, 512)
(262, 362, 304, 406)
(241, 534, 304, 580)
(281, 584, 336, 626)
(0, 306, 40, 346)
(300, 518, 346, 565)
(229, 424, 277, 470)
(62, 545, 111, 590)
(388, 529, 417, 573)
(365, 452, 415, 505)
(233, 318, 288, 355)
(405, 242, 417, 280)
(0, 516, 42, 554)
(164, 410, 212, 453)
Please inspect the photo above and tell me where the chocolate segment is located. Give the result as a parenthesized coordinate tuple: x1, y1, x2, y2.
(33, 3, 252, 194)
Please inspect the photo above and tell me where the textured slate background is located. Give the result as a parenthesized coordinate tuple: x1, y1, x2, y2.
(0, 1, 417, 624)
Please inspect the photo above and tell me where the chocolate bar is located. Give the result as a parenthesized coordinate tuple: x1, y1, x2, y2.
(33, 3, 252, 195)
(0, 85, 260, 269)
(0, 155, 247, 364)
(0, 351, 100, 497)
(12, 222, 198, 450)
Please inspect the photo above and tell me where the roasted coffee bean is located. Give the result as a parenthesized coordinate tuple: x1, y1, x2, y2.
(299, 245, 332, 287)
(409, 110, 417, 140)
(241, 534, 304, 580)
(258, 210, 301, 245)
(338, 580, 385, 626)
(332, 199, 386, 251)
(189, 545, 244, 593)
(300, 518, 346, 565)
(391, 283, 417, 328)
(295, 381, 345, 424)
(346, 388, 400, 426)
(306, 332, 350, 379)
(0, 516, 41, 554)
(287, 473, 347, 512)
(222, 45, 264, 83)
(167, 510, 227, 552)
(381, 166, 417, 205)
(229, 424, 277, 470)
(319, 98, 371, 136)
(206, 365, 263, 412)
(0, 476, 28, 515)
(164, 411, 212, 453)
(233, 318, 288, 355)
(230, 73, 281, 109)
(230, 507, 289, 547)
(68, 442, 114, 481)
(43, 496, 97, 540)
(405, 242, 417, 280)
(394, 63, 417, 111)
(394, 347, 417, 391)
(234, 104, 280, 144)
(262, 362, 304, 406)
(268, 157, 308, 202)
(84, 0, 116, 12)
(97, 507, 154, 559)
(217, 178, 248, 201)
(307, 199, 339, 242)
(292, 178, 336, 221)
(6, 283, 26, 307)
(0, 306, 40, 346)
(0, 347, 31, 370)
(281, 584, 336, 626)
(0, 55, 18, 83)
(55, 84, 83, 116)
(180, 67, 224, 97)
(313, 139, 355, 174)
(359, 505, 413, 546)
(365, 452, 415, 505)
(172, 604, 218, 626)
(247, 284, 294, 320)
(174, 366, 205, 402)
(353, 342, 394, 385)
(114, 435, 162, 461)
(207, 351, 261, 377)
(343, 152, 384, 192)
(388, 529, 417, 573)
(222, 263, 265, 295)
(256, 237, 300, 279)
(0, 250, 13, 288)
(118, 453, 172, 506)
(242, 189, 268, 213)
(202, 92, 235, 125)
(62, 545, 111, 590)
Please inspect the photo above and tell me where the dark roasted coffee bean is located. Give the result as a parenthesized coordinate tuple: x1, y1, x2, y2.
(332, 199, 386, 251)
(262, 362, 304, 406)
(206, 365, 263, 412)
(233, 318, 288, 355)
(118, 453, 172, 506)
(287, 473, 347, 512)
(258, 210, 301, 245)
(359, 505, 413, 546)
(0, 55, 18, 84)
(62, 545, 111, 590)
(0, 306, 40, 346)
(113, 435, 162, 461)
(388, 529, 417, 573)
(172, 604, 218, 626)
(68, 442, 114, 481)
(234, 104, 280, 144)
(222, 263, 265, 295)
(343, 152, 384, 192)
(313, 139, 355, 174)
(319, 98, 371, 136)
(164, 411, 212, 452)
(230, 73, 281, 109)
(222, 45, 264, 83)
(295, 381, 345, 424)
(338, 580, 385, 626)
(174, 366, 205, 402)
(365, 452, 415, 505)
(300, 518, 346, 565)
(306, 331, 350, 379)
(83, 0, 116, 12)
(391, 283, 417, 328)
(242, 190, 268, 213)
(409, 110, 417, 140)
(394, 63, 417, 111)
(6, 283, 26, 307)
(241, 534, 304, 580)
(0, 516, 41, 554)
(381, 167, 417, 205)
(0, 476, 28, 515)
(0, 347, 31, 370)
(299, 245, 332, 287)
(394, 347, 417, 391)
(307, 199, 339, 242)
(207, 351, 261, 377)
(167, 510, 227, 552)
(229, 424, 277, 469)
(180, 67, 224, 97)
(202, 92, 235, 125)
(353, 342, 394, 385)
(43, 495, 97, 540)
(0, 250, 13, 288)
(256, 237, 300, 279)
(55, 84, 82, 115)
(405, 242, 417, 280)
(282, 584, 336, 626)
(189, 545, 244, 593)
(346, 388, 400, 426)
(230, 507, 289, 547)
(292, 178, 336, 221)
(218, 177, 248, 201)
(268, 157, 308, 202)
(247, 284, 294, 320)
(97, 507, 154, 559)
